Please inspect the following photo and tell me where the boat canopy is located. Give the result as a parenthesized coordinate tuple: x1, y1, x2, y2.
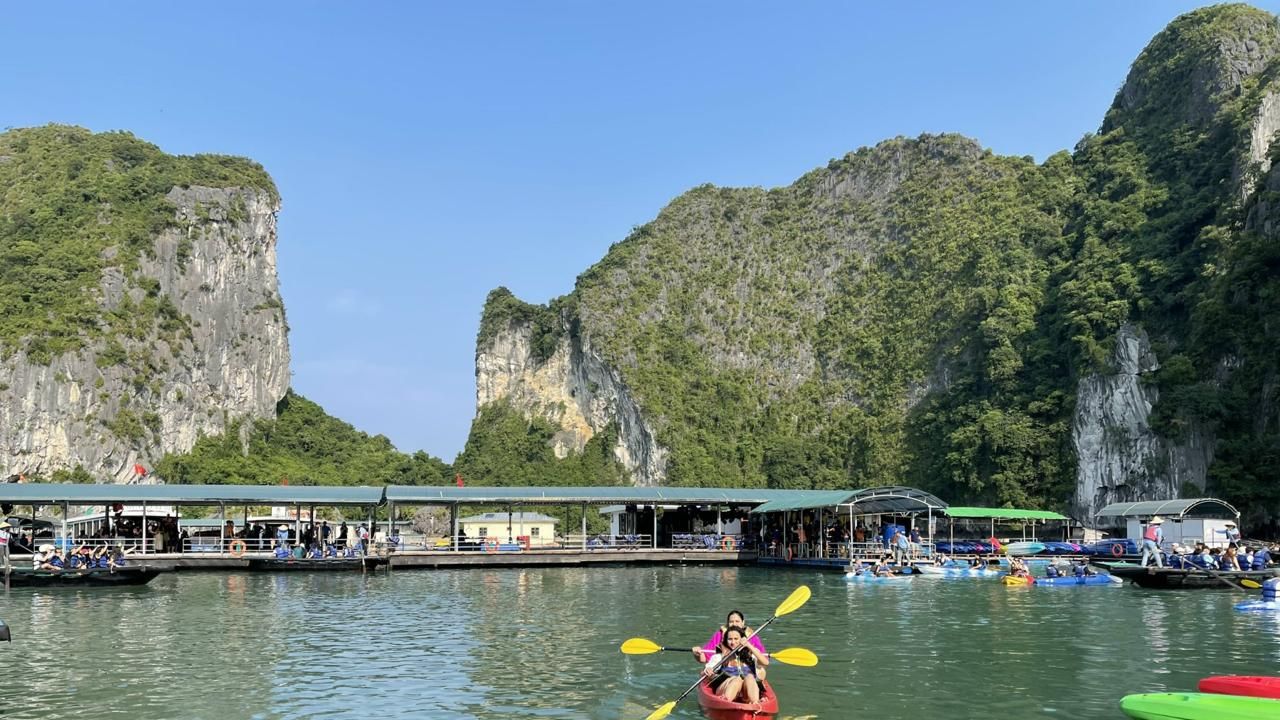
(1095, 498, 1239, 520)
(944, 507, 1069, 521)
(749, 485, 949, 515)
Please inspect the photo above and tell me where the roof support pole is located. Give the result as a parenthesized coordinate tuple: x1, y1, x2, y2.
(295, 504, 301, 553)
(581, 503, 587, 551)
(717, 506, 722, 536)
(243, 504, 249, 549)
(652, 506, 657, 549)
(451, 504, 458, 552)
(60, 501, 68, 551)
(219, 502, 225, 553)
(142, 501, 148, 555)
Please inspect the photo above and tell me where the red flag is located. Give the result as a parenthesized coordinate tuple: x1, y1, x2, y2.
(133, 464, 147, 477)
(455, 473, 464, 488)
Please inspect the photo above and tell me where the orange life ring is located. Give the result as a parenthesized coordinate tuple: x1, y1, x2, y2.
(720, 536, 736, 550)
(1110, 543, 1125, 557)
(784, 546, 793, 562)
(484, 537, 500, 553)
(228, 539, 247, 558)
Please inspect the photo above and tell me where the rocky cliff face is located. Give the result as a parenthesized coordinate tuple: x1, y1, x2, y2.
(476, 317, 667, 485)
(0, 186, 289, 481)
(1071, 324, 1215, 519)
(470, 5, 1280, 516)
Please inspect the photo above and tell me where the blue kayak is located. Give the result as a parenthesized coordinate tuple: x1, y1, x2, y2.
(1036, 574, 1120, 586)
(845, 572, 911, 583)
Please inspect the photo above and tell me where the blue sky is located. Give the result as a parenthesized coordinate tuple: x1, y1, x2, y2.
(3, 2, 1274, 461)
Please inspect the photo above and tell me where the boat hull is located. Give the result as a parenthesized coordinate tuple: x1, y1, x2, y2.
(1120, 692, 1280, 720)
(1036, 575, 1119, 587)
(1199, 676, 1280, 700)
(1098, 562, 1280, 589)
(697, 677, 779, 719)
(2, 566, 161, 587)
(246, 557, 386, 572)
(1004, 541, 1046, 556)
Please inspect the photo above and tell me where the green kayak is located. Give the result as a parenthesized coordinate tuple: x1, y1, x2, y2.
(1120, 692, 1280, 720)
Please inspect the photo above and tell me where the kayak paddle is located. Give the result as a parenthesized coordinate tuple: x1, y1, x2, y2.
(644, 585, 811, 720)
(621, 637, 817, 666)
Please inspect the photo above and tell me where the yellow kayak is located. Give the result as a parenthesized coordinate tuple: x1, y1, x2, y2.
(1002, 575, 1034, 586)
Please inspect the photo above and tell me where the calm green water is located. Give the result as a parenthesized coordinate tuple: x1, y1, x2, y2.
(1, 565, 1277, 719)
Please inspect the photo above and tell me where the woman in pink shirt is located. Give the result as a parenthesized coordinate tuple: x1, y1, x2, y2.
(692, 610, 768, 680)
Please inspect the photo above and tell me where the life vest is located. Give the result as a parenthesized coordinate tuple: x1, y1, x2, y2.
(1143, 525, 1160, 542)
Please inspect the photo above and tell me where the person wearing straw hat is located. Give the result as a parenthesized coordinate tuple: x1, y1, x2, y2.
(1140, 517, 1165, 568)
(1215, 521, 1242, 548)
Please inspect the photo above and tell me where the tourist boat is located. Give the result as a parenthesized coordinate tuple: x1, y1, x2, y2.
(1199, 676, 1280, 699)
(1119, 692, 1280, 720)
(1096, 562, 1280, 589)
(697, 677, 778, 719)
(246, 556, 387, 572)
(2, 566, 162, 587)
(1035, 574, 1121, 586)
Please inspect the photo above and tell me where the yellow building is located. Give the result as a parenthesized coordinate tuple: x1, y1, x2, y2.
(459, 512, 559, 547)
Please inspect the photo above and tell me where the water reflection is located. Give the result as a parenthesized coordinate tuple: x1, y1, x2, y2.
(0, 568, 1276, 719)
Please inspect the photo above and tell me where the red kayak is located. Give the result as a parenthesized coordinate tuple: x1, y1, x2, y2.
(697, 677, 779, 719)
(1199, 676, 1280, 699)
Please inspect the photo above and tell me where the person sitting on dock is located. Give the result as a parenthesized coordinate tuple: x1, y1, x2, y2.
(701, 625, 769, 706)
(273, 544, 292, 559)
(1139, 517, 1165, 568)
(1045, 563, 1061, 578)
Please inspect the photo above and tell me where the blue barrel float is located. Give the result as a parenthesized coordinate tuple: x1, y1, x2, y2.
(1235, 577, 1280, 612)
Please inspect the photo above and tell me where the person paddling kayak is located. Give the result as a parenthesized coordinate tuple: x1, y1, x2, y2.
(693, 610, 768, 680)
(700, 624, 770, 706)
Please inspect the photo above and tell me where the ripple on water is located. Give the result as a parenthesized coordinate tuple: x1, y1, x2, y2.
(0, 567, 1277, 719)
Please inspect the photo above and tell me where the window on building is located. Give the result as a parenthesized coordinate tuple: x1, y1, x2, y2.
(478, 527, 488, 537)
(530, 527, 540, 537)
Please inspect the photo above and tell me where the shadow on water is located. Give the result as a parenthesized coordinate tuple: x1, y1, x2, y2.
(0, 566, 1276, 719)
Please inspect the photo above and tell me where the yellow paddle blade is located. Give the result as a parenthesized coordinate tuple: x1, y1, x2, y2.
(775, 585, 811, 617)
(620, 637, 663, 655)
(645, 701, 676, 720)
(770, 647, 818, 667)
(1241, 579, 1262, 589)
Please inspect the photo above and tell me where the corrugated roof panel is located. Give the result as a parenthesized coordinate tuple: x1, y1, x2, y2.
(0, 484, 385, 505)
(1094, 498, 1238, 520)
(944, 506, 1069, 521)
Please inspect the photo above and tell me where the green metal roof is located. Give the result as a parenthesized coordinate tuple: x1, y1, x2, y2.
(944, 507, 1069, 521)
(1095, 498, 1238, 520)
(751, 486, 950, 515)
(749, 491, 861, 514)
(384, 485, 793, 505)
(0, 484, 385, 506)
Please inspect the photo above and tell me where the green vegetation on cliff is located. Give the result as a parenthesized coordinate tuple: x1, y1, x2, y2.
(0, 124, 276, 363)
(154, 391, 451, 486)
(468, 5, 1280, 518)
(452, 400, 628, 487)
